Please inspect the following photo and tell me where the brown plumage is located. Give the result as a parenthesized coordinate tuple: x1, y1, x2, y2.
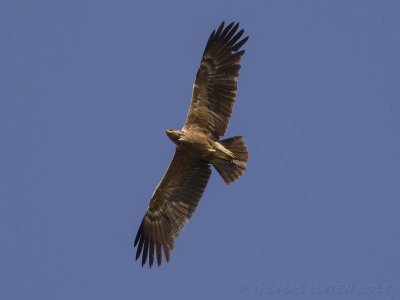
(134, 21, 249, 267)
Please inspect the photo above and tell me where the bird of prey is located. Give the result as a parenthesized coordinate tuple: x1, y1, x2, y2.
(134, 21, 249, 267)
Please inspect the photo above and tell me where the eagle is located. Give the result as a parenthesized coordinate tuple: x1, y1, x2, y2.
(134, 21, 249, 267)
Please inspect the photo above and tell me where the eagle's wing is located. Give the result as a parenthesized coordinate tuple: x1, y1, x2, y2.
(183, 21, 249, 139)
(134, 150, 211, 267)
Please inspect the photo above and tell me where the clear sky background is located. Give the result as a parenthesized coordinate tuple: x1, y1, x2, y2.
(1, 1, 399, 299)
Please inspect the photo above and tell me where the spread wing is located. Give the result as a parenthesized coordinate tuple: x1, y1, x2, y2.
(134, 150, 211, 267)
(183, 21, 249, 139)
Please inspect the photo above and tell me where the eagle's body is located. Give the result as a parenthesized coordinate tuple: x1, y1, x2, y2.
(166, 129, 234, 164)
(134, 21, 249, 267)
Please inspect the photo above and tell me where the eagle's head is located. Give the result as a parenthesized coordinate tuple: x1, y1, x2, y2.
(166, 129, 183, 145)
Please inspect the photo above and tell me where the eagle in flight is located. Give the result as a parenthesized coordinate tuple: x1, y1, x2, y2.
(134, 21, 249, 267)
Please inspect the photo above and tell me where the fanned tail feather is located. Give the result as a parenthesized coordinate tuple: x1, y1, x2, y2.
(213, 136, 249, 185)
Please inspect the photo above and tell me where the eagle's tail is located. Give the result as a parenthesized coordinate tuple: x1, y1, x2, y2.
(213, 136, 249, 185)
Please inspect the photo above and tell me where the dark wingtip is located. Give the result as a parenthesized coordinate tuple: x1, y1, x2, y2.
(149, 241, 154, 268)
(220, 21, 235, 40)
(231, 35, 249, 52)
(214, 21, 225, 39)
(142, 239, 149, 266)
(135, 234, 144, 261)
(134, 220, 143, 246)
(204, 21, 249, 55)
(224, 22, 239, 42)
(228, 28, 244, 47)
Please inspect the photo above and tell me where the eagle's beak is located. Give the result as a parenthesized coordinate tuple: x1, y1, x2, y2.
(166, 130, 174, 139)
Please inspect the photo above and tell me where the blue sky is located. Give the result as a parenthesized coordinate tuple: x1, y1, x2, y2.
(1, 1, 399, 299)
